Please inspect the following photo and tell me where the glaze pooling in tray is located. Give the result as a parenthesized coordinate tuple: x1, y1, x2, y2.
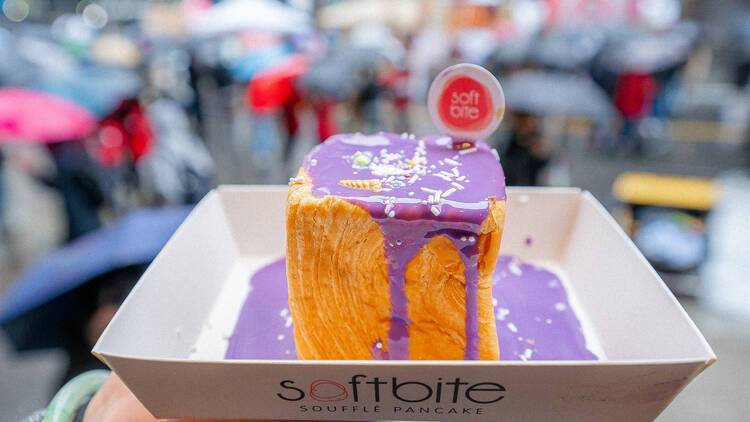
(225, 255, 598, 361)
(299, 133, 505, 359)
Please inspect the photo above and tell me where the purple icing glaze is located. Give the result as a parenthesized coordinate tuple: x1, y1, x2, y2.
(225, 258, 296, 359)
(300, 132, 505, 360)
(493, 256, 597, 361)
(224, 255, 598, 361)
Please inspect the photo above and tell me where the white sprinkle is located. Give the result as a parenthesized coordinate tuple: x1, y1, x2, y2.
(401, 132, 408, 138)
(433, 173, 453, 182)
(452, 154, 459, 160)
(507, 322, 518, 333)
(461, 236, 467, 241)
(459, 147, 477, 155)
(376, 342, 383, 349)
(388, 210, 396, 218)
(407, 175, 419, 184)
(491, 148, 500, 161)
(285, 316, 293, 328)
(420, 187, 438, 194)
(409, 134, 415, 139)
(277, 334, 285, 341)
(523, 349, 533, 359)
(434, 190, 442, 202)
(408, 191, 414, 196)
(430, 165, 436, 169)
(508, 260, 523, 276)
(280, 308, 289, 317)
(492, 298, 498, 306)
(285, 350, 291, 355)
(456, 175, 466, 181)
(554, 302, 568, 311)
(310, 158, 318, 166)
(288, 177, 304, 185)
(451, 182, 464, 190)
(438, 160, 444, 166)
(518, 336, 524, 341)
(444, 158, 460, 166)
(443, 188, 456, 197)
(427, 194, 434, 203)
(545, 318, 552, 324)
(468, 236, 476, 244)
(452, 167, 460, 177)
(430, 205, 441, 216)
(421, 200, 428, 205)
(496, 307, 510, 320)
(439, 170, 454, 179)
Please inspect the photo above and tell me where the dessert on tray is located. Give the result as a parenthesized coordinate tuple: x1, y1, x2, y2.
(285, 64, 508, 360)
(287, 133, 506, 360)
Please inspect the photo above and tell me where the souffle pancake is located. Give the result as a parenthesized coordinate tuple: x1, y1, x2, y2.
(286, 132, 506, 360)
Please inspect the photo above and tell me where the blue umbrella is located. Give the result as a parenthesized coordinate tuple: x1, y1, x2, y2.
(229, 44, 293, 82)
(0, 206, 191, 351)
(33, 66, 142, 117)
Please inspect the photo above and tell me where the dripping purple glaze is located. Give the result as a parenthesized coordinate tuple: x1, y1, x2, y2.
(302, 133, 505, 360)
(224, 255, 598, 361)
(224, 258, 295, 359)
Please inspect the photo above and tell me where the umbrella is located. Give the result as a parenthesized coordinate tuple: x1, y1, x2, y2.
(0, 206, 192, 351)
(247, 54, 308, 112)
(318, 0, 421, 34)
(91, 33, 142, 68)
(529, 28, 606, 70)
(229, 43, 294, 82)
(299, 45, 387, 99)
(348, 23, 405, 64)
(490, 37, 532, 67)
(598, 23, 699, 74)
(0, 88, 97, 143)
(189, 0, 312, 38)
(33, 66, 142, 118)
(501, 70, 614, 122)
(0, 28, 41, 86)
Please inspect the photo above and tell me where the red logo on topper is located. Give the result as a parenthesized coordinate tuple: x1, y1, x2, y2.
(428, 63, 504, 143)
(438, 76, 493, 132)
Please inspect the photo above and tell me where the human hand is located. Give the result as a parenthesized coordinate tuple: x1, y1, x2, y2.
(82, 373, 257, 422)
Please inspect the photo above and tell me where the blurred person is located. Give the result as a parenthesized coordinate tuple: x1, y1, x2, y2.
(139, 98, 215, 205)
(501, 113, 550, 186)
(59, 265, 146, 386)
(380, 63, 411, 133)
(612, 72, 658, 154)
(18, 141, 108, 241)
(353, 67, 383, 134)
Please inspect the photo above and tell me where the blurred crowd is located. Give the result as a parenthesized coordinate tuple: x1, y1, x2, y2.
(0, 0, 749, 403)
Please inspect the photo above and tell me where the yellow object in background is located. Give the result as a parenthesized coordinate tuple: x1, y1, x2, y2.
(613, 172, 719, 212)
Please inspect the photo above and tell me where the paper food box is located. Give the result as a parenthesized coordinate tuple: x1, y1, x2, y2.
(93, 185, 714, 422)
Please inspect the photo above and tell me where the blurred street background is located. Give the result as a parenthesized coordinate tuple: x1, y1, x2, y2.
(0, 0, 748, 420)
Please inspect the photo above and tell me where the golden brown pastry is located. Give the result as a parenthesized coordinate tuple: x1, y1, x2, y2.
(286, 133, 506, 360)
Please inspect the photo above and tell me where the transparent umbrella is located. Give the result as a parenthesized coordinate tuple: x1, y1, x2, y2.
(502, 70, 614, 122)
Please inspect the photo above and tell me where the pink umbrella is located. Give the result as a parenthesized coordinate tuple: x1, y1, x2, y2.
(0, 88, 98, 143)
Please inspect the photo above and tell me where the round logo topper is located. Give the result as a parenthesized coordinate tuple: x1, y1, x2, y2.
(428, 63, 505, 147)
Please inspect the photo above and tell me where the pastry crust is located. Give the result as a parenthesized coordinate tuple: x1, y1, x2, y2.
(287, 168, 505, 360)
